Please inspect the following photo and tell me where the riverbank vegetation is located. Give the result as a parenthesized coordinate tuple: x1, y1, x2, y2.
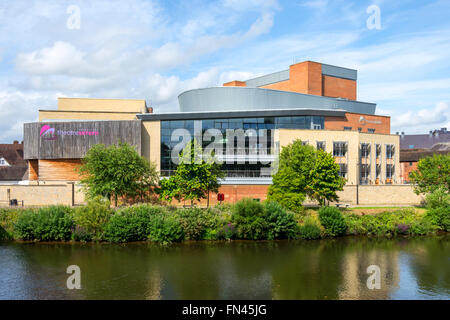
(0, 197, 447, 244)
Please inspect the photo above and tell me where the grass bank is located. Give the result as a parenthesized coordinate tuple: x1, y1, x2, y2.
(0, 198, 448, 244)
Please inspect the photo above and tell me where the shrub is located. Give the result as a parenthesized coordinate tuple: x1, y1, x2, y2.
(263, 201, 298, 240)
(231, 198, 268, 240)
(216, 223, 237, 240)
(71, 226, 93, 242)
(410, 217, 438, 235)
(298, 216, 322, 240)
(0, 208, 20, 240)
(425, 187, 450, 209)
(72, 197, 113, 240)
(318, 206, 347, 237)
(426, 205, 450, 231)
(175, 208, 208, 240)
(103, 204, 164, 242)
(14, 206, 73, 241)
(148, 215, 184, 244)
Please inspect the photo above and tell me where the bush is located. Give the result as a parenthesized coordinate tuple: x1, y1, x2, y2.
(263, 201, 298, 240)
(216, 223, 237, 240)
(175, 208, 208, 240)
(148, 215, 184, 244)
(104, 204, 164, 242)
(231, 198, 268, 240)
(71, 226, 93, 242)
(426, 205, 450, 231)
(318, 206, 347, 237)
(0, 208, 20, 240)
(298, 216, 322, 240)
(425, 187, 450, 209)
(14, 206, 73, 241)
(72, 197, 113, 240)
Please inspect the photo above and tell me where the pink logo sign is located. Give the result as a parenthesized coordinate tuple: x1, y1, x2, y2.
(40, 125, 56, 140)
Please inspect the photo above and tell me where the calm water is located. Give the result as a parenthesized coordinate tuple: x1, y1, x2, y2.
(0, 236, 449, 300)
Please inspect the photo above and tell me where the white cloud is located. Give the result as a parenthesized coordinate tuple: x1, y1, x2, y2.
(390, 102, 450, 134)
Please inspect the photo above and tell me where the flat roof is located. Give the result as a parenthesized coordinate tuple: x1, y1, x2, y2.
(136, 108, 346, 121)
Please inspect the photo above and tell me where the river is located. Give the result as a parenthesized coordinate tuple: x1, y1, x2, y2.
(0, 235, 449, 300)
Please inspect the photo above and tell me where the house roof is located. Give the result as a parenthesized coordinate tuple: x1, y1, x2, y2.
(400, 149, 449, 162)
(0, 143, 28, 181)
(400, 131, 450, 149)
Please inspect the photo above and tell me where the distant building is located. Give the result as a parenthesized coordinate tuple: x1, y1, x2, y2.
(399, 128, 450, 149)
(399, 128, 450, 183)
(0, 141, 28, 184)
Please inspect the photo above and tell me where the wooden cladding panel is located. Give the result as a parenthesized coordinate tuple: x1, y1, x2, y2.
(38, 159, 82, 181)
(28, 160, 39, 180)
(24, 120, 141, 160)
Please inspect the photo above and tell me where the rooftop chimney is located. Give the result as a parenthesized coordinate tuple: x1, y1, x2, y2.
(13, 140, 18, 144)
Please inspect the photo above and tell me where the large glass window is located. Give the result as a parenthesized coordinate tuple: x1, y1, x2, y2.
(160, 115, 324, 177)
(386, 144, 395, 159)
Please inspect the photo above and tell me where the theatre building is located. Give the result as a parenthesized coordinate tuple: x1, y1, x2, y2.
(23, 61, 400, 204)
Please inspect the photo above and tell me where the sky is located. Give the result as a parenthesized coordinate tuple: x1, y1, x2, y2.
(0, 0, 450, 142)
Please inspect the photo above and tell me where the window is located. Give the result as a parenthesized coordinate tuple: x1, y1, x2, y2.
(0, 159, 4, 165)
(386, 164, 394, 182)
(360, 143, 370, 158)
(338, 163, 348, 178)
(344, 126, 352, 131)
(316, 141, 325, 151)
(409, 162, 413, 166)
(358, 127, 362, 132)
(301, 141, 309, 146)
(368, 128, 375, 133)
(333, 142, 347, 157)
(376, 144, 381, 158)
(360, 164, 370, 184)
(386, 144, 395, 159)
(376, 164, 381, 178)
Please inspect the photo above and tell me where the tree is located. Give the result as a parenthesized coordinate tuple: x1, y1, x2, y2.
(267, 139, 316, 212)
(409, 154, 450, 195)
(159, 139, 224, 207)
(78, 142, 159, 206)
(308, 150, 346, 206)
(268, 139, 345, 210)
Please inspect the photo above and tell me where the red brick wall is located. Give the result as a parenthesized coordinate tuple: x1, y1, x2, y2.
(323, 75, 356, 100)
(400, 161, 417, 183)
(325, 113, 391, 134)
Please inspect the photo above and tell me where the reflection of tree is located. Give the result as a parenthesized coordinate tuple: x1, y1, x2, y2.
(407, 235, 450, 294)
(271, 240, 345, 299)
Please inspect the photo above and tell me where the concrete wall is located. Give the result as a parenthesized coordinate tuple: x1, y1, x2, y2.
(0, 183, 422, 207)
(0, 183, 85, 206)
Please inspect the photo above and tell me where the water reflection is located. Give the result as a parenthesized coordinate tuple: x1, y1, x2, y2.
(0, 235, 449, 300)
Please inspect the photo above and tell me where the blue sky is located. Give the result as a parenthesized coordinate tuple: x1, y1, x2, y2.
(0, 0, 450, 142)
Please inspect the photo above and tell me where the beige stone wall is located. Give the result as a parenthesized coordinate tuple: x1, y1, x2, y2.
(39, 111, 138, 121)
(57, 97, 146, 113)
(142, 121, 161, 170)
(276, 129, 400, 185)
(0, 183, 86, 207)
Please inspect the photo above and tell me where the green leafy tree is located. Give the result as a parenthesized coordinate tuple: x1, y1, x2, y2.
(308, 150, 346, 206)
(78, 142, 159, 206)
(267, 140, 316, 212)
(409, 154, 450, 194)
(159, 140, 224, 207)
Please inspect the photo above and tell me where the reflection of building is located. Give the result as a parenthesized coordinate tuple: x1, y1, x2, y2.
(23, 61, 402, 204)
(339, 249, 399, 300)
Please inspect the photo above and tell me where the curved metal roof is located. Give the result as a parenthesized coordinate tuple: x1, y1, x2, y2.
(178, 87, 376, 115)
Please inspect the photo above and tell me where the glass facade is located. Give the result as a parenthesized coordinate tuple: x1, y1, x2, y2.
(160, 116, 324, 177)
